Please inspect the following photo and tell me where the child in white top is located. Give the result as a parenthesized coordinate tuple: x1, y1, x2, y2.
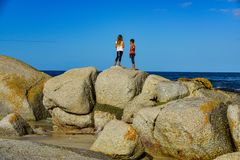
(114, 34, 124, 66)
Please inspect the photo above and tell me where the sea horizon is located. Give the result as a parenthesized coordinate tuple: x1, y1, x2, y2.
(42, 70, 240, 93)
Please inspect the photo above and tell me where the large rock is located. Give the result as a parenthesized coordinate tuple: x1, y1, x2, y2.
(95, 67, 148, 108)
(0, 55, 50, 120)
(227, 104, 240, 150)
(133, 97, 233, 160)
(122, 75, 188, 123)
(214, 152, 240, 160)
(91, 120, 144, 159)
(0, 113, 33, 136)
(52, 107, 94, 134)
(0, 139, 112, 160)
(43, 67, 97, 114)
(141, 75, 189, 104)
(151, 81, 189, 103)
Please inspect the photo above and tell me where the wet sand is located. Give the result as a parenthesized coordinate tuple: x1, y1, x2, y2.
(15, 134, 97, 150)
(4, 119, 97, 150)
(1, 119, 176, 159)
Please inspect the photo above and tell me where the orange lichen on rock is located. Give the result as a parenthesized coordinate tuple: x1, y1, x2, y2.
(200, 101, 219, 113)
(178, 78, 192, 82)
(4, 74, 29, 98)
(227, 112, 236, 129)
(229, 119, 235, 130)
(124, 126, 137, 141)
(27, 78, 46, 104)
(193, 78, 213, 89)
(178, 77, 213, 89)
(1, 74, 28, 112)
(204, 115, 209, 124)
(9, 114, 18, 124)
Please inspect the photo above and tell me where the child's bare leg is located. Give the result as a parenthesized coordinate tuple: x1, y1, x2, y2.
(132, 64, 135, 70)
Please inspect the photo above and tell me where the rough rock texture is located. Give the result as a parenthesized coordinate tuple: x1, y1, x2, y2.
(43, 67, 97, 114)
(95, 67, 148, 108)
(214, 152, 240, 160)
(0, 55, 50, 120)
(230, 93, 240, 105)
(178, 80, 206, 95)
(91, 120, 144, 159)
(52, 107, 94, 134)
(122, 101, 152, 123)
(193, 88, 232, 104)
(94, 111, 116, 132)
(133, 107, 166, 158)
(178, 77, 213, 90)
(133, 97, 234, 160)
(122, 75, 189, 123)
(0, 113, 33, 136)
(0, 139, 112, 160)
(144, 80, 189, 104)
(135, 75, 172, 105)
(227, 104, 240, 151)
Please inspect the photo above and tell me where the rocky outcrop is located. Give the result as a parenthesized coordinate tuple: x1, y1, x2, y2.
(91, 120, 144, 159)
(95, 67, 148, 109)
(0, 113, 33, 136)
(43, 67, 97, 133)
(133, 97, 233, 160)
(2, 56, 240, 160)
(0, 55, 50, 120)
(43, 67, 97, 114)
(227, 104, 240, 151)
(0, 139, 112, 160)
(52, 108, 94, 134)
(122, 75, 189, 123)
(178, 77, 213, 90)
(143, 80, 189, 104)
(141, 75, 189, 104)
(193, 88, 232, 104)
(214, 152, 240, 160)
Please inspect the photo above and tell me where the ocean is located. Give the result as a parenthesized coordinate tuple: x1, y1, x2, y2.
(43, 71, 240, 93)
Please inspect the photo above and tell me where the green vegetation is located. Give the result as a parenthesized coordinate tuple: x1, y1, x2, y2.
(0, 115, 4, 121)
(156, 101, 168, 106)
(93, 103, 123, 120)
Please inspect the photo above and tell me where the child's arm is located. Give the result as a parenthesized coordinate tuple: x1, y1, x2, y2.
(122, 42, 125, 48)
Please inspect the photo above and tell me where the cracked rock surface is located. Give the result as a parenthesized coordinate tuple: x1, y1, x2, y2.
(133, 97, 234, 160)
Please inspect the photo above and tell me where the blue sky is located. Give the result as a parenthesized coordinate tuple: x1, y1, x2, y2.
(0, 0, 240, 72)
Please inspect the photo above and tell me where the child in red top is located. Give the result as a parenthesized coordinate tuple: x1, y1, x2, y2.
(130, 39, 136, 70)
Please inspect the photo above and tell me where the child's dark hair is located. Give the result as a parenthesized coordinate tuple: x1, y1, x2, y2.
(130, 39, 135, 43)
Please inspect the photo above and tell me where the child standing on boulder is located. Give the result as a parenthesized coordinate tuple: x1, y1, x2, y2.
(114, 34, 124, 67)
(130, 39, 136, 70)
